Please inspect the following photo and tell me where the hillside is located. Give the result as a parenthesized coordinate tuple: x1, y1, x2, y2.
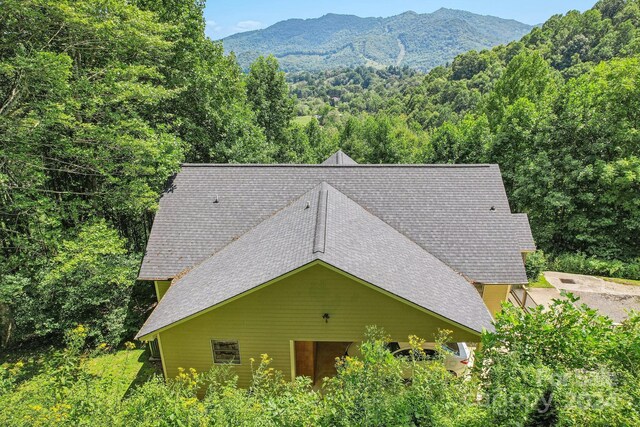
(222, 8, 532, 72)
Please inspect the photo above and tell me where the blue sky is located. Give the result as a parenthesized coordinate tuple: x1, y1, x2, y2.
(204, 0, 596, 39)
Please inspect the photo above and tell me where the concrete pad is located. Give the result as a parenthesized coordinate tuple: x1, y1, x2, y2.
(526, 287, 562, 308)
(541, 272, 640, 322)
(545, 271, 640, 296)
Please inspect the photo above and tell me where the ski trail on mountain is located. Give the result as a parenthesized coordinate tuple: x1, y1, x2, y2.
(396, 38, 406, 66)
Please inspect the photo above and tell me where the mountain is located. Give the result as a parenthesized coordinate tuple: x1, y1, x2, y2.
(222, 8, 533, 72)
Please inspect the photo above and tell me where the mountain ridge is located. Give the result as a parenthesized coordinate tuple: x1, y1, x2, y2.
(222, 8, 533, 72)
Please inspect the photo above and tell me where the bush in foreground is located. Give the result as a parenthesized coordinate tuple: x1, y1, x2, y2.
(1, 303, 639, 426)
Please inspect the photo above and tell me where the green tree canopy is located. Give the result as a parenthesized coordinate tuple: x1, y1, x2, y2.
(246, 55, 295, 161)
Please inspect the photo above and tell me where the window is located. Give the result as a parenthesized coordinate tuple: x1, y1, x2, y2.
(211, 340, 240, 364)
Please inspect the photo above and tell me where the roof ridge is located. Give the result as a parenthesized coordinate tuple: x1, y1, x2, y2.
(313, 183, 328, 254)
(180, 163, 494, 168)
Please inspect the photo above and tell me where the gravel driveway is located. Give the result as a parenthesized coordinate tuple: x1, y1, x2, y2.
(526, 272, 640, 323)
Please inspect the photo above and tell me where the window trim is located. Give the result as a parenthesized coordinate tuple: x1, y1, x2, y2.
(211, 339, 241, 365)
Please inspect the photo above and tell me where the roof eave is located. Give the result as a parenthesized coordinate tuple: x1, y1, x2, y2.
(135, 259, 492, 340)
(138, 276, 173, 281)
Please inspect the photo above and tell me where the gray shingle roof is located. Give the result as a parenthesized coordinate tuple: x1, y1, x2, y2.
(513, 213, 536, 252)
(321, 149, 358, 165)
(139, 162, 529, 284)
(136, 182, 494, 338)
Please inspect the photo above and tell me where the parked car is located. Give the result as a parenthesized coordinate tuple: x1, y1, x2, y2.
(345, 341, 473, 377)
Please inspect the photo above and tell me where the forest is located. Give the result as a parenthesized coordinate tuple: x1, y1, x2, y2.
(0, 0, 639, 425)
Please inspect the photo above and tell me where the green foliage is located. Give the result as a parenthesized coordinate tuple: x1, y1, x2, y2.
(290, 66, 420, 118)
(287, 3, 640, 267)
(551, 253, 640, 280)
(1, 6, 639, 427)
(321, 326, 407, 426)
(0, 327, 487, 426)
(0, 337, 155, 426)
(428, 114, 490, 163)
(525, 251, 548, 282)
(246, 55, 295, 158)
(15, 222, 138, 346)
(0, 0, 279, 348)
(480, 300, 640, 426)
(485, 51, 561, 128)
(4, 314, 639, 426)
(173, 41, 271, 164)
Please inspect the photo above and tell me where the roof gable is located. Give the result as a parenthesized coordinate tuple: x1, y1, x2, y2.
(136, 182, 494, 339)
(321, 149, 358, 165)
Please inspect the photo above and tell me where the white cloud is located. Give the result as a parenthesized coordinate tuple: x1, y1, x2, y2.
(205, 20, 224, 39)
(206, 20, 222, 31)
(204, 19, 264, 40)
(232, 20, 264, 32)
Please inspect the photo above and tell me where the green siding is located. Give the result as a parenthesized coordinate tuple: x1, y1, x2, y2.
(158, 263, 479, 387)
(154, 280, 171, 301)
(482, 284, 511, 317)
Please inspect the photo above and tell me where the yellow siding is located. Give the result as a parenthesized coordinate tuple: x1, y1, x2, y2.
(158, 264, 479, 387)
(482, 284, 511, 317)
(154, 280, 171, 301)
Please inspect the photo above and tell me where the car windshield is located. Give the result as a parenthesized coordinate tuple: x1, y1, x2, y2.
(444, 343, 460, 355)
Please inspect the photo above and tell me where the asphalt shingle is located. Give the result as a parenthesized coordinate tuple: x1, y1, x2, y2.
(139, 162, 529, 284)
(136, 182, 494, 338)
(321, 150, 358, 165)
(513, 213, 536, 252)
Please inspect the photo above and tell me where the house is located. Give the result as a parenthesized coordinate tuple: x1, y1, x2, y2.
(136, 151, 535, 386)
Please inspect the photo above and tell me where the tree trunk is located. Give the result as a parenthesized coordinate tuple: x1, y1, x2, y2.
(0, 302, 14, 348)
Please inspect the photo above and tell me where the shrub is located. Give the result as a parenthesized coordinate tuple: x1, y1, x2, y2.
(479, 299, 640, 426)
(321, 327, 486, 426)
(551, 253, 640, 280)
(320, 326, 408, 426)
(2, 317, 639, 426)
(0, 361, 23, 397)
(525, 250, 548, 281)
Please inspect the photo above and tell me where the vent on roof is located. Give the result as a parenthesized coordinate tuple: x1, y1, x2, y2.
(559, 278, 576, 284)
(213, 195, 219, 203)
(313, 188, 328, 254)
